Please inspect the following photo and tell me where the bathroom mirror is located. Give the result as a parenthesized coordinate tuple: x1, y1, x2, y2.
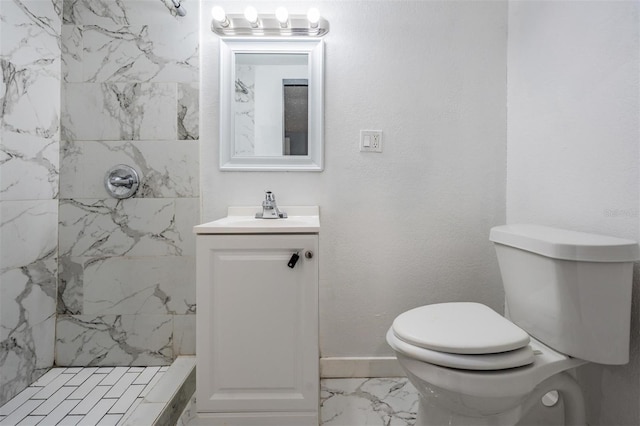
(219, 39, 324, 171)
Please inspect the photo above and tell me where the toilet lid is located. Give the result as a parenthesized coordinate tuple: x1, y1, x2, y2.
(392, 302, 530, 355)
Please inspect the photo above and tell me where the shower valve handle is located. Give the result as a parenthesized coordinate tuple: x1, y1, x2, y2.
(109, 175, 135, 188)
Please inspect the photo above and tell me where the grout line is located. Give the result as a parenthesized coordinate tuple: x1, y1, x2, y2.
(1, 365, 184, 426)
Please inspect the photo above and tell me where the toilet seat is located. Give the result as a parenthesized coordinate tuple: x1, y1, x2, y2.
(390, 302, 535, 370)
(392, 302, 531, 354)
(387, 329, 535, 370)
(392, 336, 587, 398)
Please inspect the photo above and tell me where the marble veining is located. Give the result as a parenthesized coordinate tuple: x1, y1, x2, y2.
(81, 23, 198, 83)
(174, 379, 416, 426)
(57, 0, 199, 370)
(57, 255, 85, 315)
(0, 0, 63, 405)
(178, 83, 199, 140)
(0, 201, 58, 407)
(0, 317, 56, 408)
(171, 315, 195, 356)
(1, 0, 62, 201)
(62, 82, 177, 141)
(0, 201, 58, 271)
(321, 378, 418, 426)
(233, 65, 256, 156)
(56, 0, 199, 367)
(1, 132, 59, 200)
(1, 0, 61, 127)
(81, 256, 196, 315)
(62, 0, 198, 84)
(55, 314, 173, 366)
(57, 197, 197, 316)
(61, 24, 83, 83)
(1, 249, 57, 332)
(176, 394, 197, 426)
(0, 0, 200, 391)
(58, 198, 195, 258)
(63, 0, 191, 28)
(60, 139, 199, 198)
(63, 0, 129, 26)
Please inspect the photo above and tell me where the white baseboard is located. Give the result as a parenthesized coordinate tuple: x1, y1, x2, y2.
(320, 357, 405, 378)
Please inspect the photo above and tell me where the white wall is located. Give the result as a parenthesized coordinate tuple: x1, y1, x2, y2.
(507, 1, 640, 424)
(201, 0, 508, 357)
(255, 64, 307, 156)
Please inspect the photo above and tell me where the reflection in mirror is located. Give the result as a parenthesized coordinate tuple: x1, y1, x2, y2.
(283, 79, 308, 156)
(219, 39, 324, 171)
(233, 54, 308, 157)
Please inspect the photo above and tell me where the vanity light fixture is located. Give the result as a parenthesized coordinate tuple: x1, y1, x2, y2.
(211, 6, 230, 28)
(210, 6, 329, 37)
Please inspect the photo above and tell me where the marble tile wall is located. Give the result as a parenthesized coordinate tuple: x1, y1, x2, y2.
(234, 65, 256, 156)
(0, 0, 62, 406)
(56, 0, 199, 366)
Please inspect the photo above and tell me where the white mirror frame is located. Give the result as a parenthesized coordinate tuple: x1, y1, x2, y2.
(219, 38, 324, 171)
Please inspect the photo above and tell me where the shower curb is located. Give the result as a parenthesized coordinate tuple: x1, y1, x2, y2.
(120, 356, 196, 426)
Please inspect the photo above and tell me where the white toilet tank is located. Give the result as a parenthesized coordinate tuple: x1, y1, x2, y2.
(490, 224, 639, 365)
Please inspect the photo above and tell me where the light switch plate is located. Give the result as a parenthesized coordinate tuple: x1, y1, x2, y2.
(360, 130, 383, 153)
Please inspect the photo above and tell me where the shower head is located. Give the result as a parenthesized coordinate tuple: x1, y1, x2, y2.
(170, 0, 186, 16)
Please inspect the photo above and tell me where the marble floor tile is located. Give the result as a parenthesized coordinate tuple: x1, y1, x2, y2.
(0, 372, 569, 426)
(321, 378, 418, 426)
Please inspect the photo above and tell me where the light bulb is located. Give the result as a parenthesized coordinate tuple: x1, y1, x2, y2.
(211, 6, 229, 27)
(244, 6, 259, 26)
(307, 7, 320, 28)
(275, 7, 289, 27)
(211, 6, 225, 22)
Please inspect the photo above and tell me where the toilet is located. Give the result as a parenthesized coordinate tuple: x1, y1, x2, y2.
(387, 224, 639, 426)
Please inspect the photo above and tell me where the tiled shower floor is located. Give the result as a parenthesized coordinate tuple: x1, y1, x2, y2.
(0, 366, 169, 426)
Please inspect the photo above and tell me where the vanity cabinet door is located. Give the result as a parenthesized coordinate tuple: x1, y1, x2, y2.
(196, 234, 319, 414)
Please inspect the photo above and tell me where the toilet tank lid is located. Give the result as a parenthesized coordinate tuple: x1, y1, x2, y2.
(490, 224, 640, 262)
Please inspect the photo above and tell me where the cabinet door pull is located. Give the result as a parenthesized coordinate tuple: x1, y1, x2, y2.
(288, 252, 300, 268)
(304, 251, 314, 259)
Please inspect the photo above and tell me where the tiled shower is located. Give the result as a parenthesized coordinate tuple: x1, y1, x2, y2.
(1, 0, 200, 410)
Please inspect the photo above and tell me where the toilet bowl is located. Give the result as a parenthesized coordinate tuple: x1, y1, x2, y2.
(387, 224, 639, 426)
(386, 304, 587, 425)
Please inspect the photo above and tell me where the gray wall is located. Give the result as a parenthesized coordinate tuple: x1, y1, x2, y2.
(507, 2, 640, 425)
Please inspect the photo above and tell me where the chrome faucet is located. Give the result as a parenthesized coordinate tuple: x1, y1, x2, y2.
(256, 191, 287, 219)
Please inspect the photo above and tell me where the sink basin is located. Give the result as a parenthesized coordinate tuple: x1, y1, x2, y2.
(194, 206, 319, 234)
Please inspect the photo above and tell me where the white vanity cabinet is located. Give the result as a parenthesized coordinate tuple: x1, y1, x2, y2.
(194, 207, 319, 426)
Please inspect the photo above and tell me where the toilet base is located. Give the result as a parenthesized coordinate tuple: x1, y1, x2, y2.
(411, 371, 586, 426)
(415, 397, 523, 426)
(410, 375, 526, 426)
